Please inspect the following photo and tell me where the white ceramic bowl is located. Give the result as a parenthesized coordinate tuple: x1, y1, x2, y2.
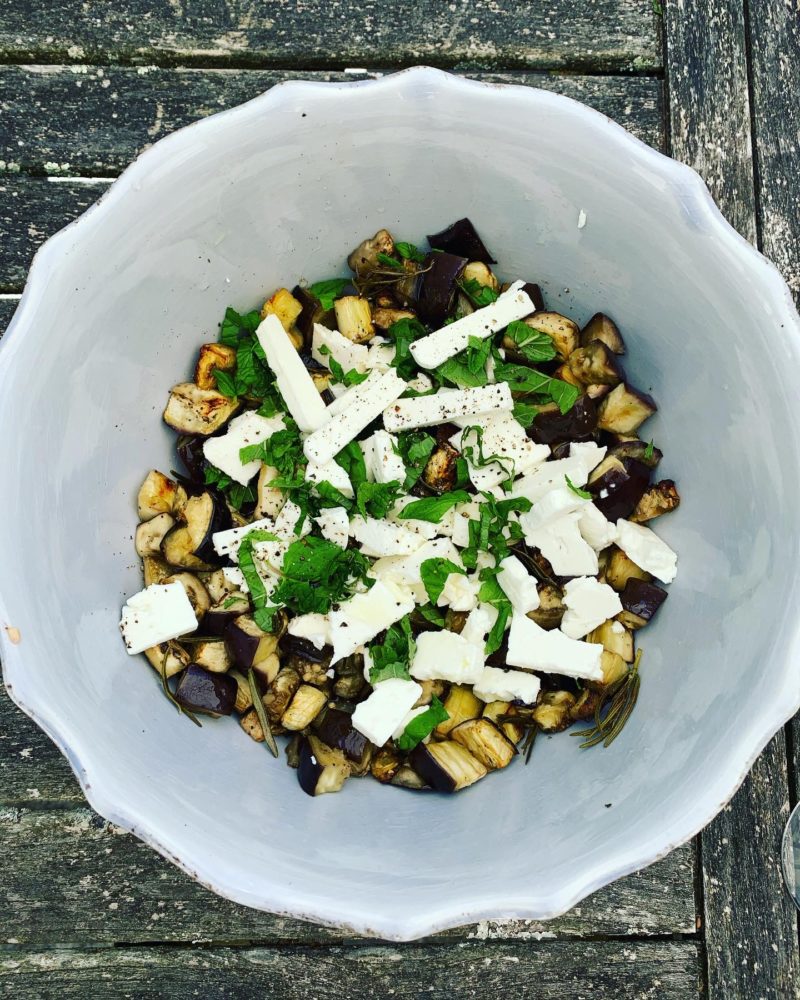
(2, 67, 800, 941)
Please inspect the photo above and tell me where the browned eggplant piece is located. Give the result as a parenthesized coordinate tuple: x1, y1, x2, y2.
(585, 383, 613, 402)
(372, 306, 417, 331)
(371, 745, 402, 783)
(481, 702, 526, 745)
(347, 229, 395, 276)
(297, 737, 349, 796)
(144, 641, 190, 679)
(618, 578, 668, 629)
(189, 639, 231, 673)
(412, 679, 447, 709)
(282, 685, 328, 731)
(599, 650, 629, 687)
(200, 568, 237, 604)
(137, 470, 188, 521)
(264, 668, 302, 725)
(333, 654, 367, 700)
(569, 686, 605, 722)
(461, 261, 499, 292)
(163, 382, 240, 436)
(580, 313, 626, 355)
(390, 766, 429, 790)
(292, 284, 336, 345)
(451, 719, 517, 770)
(607, 438, 662, 469)
(174, 664, 237, 716)
(260, 287, 304, 335)
(525, 312, 580, 360)
(175, 434, 207, 483)
(597, 383, 657, 433)
(436, 684, 482, 737)
(142, 554, 171, 587)
(135, 513, 176, 557)
(224, 615, 279, 670)
(529, 394, 597, 447)
(532, 690, 576, 732)
(314, 707, 370, 762)
(631, 480, 681, 523)
(282, 638, 332, 686)
(586, 456, 650, 521)
(252, 652, 280, 686)
(160, 525, 215, 571)
(203, 593, 250, 636)
(228, 669, 253, 713)
(527, 584, 565, 629)
(567, 341, 624, 386)
(605, 549, 652, 593)
(163, 572, 211, 623)
(334, 296, 374, 343)
(416, 251, 468, 327)
(553, 363, 584, 389)
(175, 490, 231, 566)
(195, 342, 236, 391)
(522, 282, 545, 312)
(422, 442, 459, 493)
(410, 740, 487, 793)
(427, 217, 496, 264)
(587, 619, 635, 662)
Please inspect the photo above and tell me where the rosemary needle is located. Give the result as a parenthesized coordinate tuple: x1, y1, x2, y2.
(160, 646, 201, 728)
(573, 650, 643, 749)
(248, 668, 279, 759)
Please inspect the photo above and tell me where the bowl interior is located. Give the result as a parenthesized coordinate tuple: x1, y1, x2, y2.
(2, 70, 800, 938)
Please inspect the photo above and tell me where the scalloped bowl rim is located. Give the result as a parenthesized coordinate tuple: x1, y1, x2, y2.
(2, 67, 800, 940)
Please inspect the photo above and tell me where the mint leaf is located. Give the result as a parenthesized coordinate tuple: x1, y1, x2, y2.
(308, 278, 350, 311)
(565, 474, 592, 500)
(396, 695, 449, 751)
(477, 571, 513, 655)
(270, 536, 372, 616)
(396, 490, 471, 523)
(420, 557, 467, 604)
(318, 345, 370, 387)
(434, 335, 492, 388)
(368, 617, 416, 684)
(395, 242, 427, 263)
(494, 361, 579, 414)
(314, 480, 353, 510)
(376, 251, 404, 270)
(396, 431, 436, 489)
(512, 401, 538, 427)
(239, 424, 306, 486)
(644, 439, 655, 460)
(219, 306, 260, 346)
(356, 480, 404, 519)
(385, 317, 427, 380)
(334, 440, 368, 491)
(459, 278, 499, 308)
(504, 320, 557, 363)
(212, 368, 238, 397)
(204, 463, 255, 511)
(416, 603, 446, 627)
(459, 425, 516, 488)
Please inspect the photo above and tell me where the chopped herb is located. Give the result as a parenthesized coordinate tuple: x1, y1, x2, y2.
(396, 431, 436, 489)
(434, 335, 492, 388)
(376, 251, 404, 271)
(512, 401, 539, 428)
(652, 0, 662, 14)
(460, 493, 531, 569)
(644, 439, 655, 460)
(318, 346, 369, 387)
(237, 530, 280, 626)
(356, 480, 404, 519)
(222, 595, 241, 609)
(315, 480, 353, 510)
(420, 557, 467, 604)
(219, 306, 261, 347)
(459, 278, 499, 308)
(334, 440, 368, 491)
(494, 361, 579, 414)
(212, 367, 238, 397)
(385, 317, 427, 380)
(396, 490, 471, 523)
(204, 463, 256, 512)
(565, 474, 592, 500)
(368, 617, 416, 684)
(247, 667, 279, 758)
(459, 425, 516, 488)
(395, 241, 427, 263)
(308, 278, 350, 311)
(215, 305, 282, 407)
(270, 536, 372, 617)
(416, 603, 446, 627)
(504, 320, 557, 363)
(396, 695, 449, 751)
(240, 422, 306, 487)
(477, 571, 513, 655)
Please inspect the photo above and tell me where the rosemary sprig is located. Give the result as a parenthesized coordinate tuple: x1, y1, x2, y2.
(573, 649, 642, 749)
(522, 724, 539, 765)
(248, 668, 279, 758)
(160, 646, 201, 728)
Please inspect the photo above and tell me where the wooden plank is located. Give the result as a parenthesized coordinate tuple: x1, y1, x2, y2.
(665, 7, 799, 996)
(748, 0, 800, 303)
(0, 298, 18, 336)
(0, 2, 660, 72)
(0, 803, 695, 945)
(0, 941, 701, 998)
(0, 66, 664, 176)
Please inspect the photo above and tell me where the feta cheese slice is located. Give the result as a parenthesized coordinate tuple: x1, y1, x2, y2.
(212, 517, 276, 562)
(451, 500, 481, 548)
(461, 603, 499, 646)
(365, 342, 396, 371)
(305, 458, 353, 498)
(369, 537, 462, 587)
(509, 455, 594, 505)
(286, 612, 331, 650)
(349, 515, 426, 558)
(367, 429, 406, 484)
(407, 373, 433, 394)
(202, 410, 285, 486)
(383, 383, 513, 433)
(521, 512, 599, 577)
(409, 281, 534, 369)
(578, 502, 617, 551)
(304, 369, 407, 466)
(496, 555, 540, 613)
(254, 498, 309, 570)
(410, 630, 485, 685)
(520, 484, 588, 531)
(450, 413, 549, 490)
(328, 580, 416, 663)
(507, 611, 604, 681)
(352, 678, 423, 747)
(315, 506, 349, 549)
(561, 577, 624, 639)
(256, 314, 329, 433)
(312, 322, 369, 373)
(437, 572, 480, 612)
(120, 582, 197, 655)
(222, 566, 248, 593)
(473, 666, 541, 705)
(615, 519, 678, 583)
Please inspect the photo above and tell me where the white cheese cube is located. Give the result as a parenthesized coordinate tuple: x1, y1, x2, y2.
(520, 485, 588, 531)
(473, 666, 541, 705)
(615, 519, 678, 584)
(328, 580, 416, 663)
(389, 497, 440, 541)
(119, 582, 197, 655)
(509, 455, 592, 505)
(570, 442, 608, 478)
(202, 410, 285, 486)
(450, 414, 549, 490)
(407, 373, 434, 394)
(507, 611, 604, 681)
(314, 506, 350, 549)
(369, 538, 463, 588)
(212, 517, 276, 562)
(256, 314, 329, 433)
(578, 502, 618, 551)
(496, 555, 540, 613)
(365, 342, 396, 371)
(561, 577, 624, 639)
(349, 515, 426, 558)
(255, 499, 310, 569)
(359, 435, 377, 482)
(409, 281, 534, 369)
(222, 566, 248, 593)
(451, 501, 481, 548)
(461, 603, 499, 646)
(367, 429, 407, 484)
(286, 612, 331, 650)
(410, 630, 485, 685)
(437, 572, 480, 612)
(305, 458, 353, 498)
(392, 705, 430, 741)
(304, 369, 407, 466)
(312, 322, 369, 373)
(521, 512, 599, 577)
(383, 383, 513, 433)
(351, 678, 423, 747)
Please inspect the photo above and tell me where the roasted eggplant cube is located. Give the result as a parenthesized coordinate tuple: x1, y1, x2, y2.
(605, 548, 652, 593)
(260, 287, 304, 333)
(390, 765, 428, 790)
(264, 668, 302, 724)
(619, 578, 668, 629)
(176, 434, 207, 483)
(135, 513, 176, 557)
(194, 342, 236, 391)
(252, 652, 280, 686)
(144, 641, 189, 679)
(600, 650, 629, 687)
(630, 480, 681, 523)
(580, 313, 626, 355)
(436, 684, 482, 737)
(416, 251, 468, 326)
(282, 685, 328, 731)
(163, 382, 239, 436)
(532, 691, 576, 732)
(587, 619, 635, 663)
(142, 553, 171, 587)
(334, 296, 374, 343)
(461, 260, 499, 292)
(347, 229, 395, 276)
(587, 457, 650, 522)
(183, 491, 231, 566)
(297, 737, 349, 796)
(203, 593, 250, 636)
(137, 470, 187, 521)
(567, 341, 624, 386)
(190, 639, 231, 674)
(597, 383, 657, 434)
(409, 741, 487, 793)
(224, 615, 279, 670)
(427, 217, 496, 264)
(174, 664, 237, 716)
(608, 439, 662, 469)
(371, 746, 402, 784)
(314, 707, 370, 762)
(422, 442, 459, 493)
(228, 669, 254, 713)
(529, 395, 597, 447)
(292, 284, 334, 344)
(569, 686, 605, 722)
(527, 585, 565, 630)
(451, 718, 517, 770)
(525, 312, 580, 360)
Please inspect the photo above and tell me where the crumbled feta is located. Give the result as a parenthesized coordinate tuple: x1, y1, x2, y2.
(615, 519, 678, 583)
(473, 666, 541, 705)
(561, 577, 623, 639)
(222, 566, 248, 593)
(328, 580, 416, 663)
(352, 678, 423, 746)
(578, 502, 618, 551)
(366, 429, 406, 484)
(256, 314, 329, 432)
(438, 572, 480, 612)
(519, 484, 589, 531)
(461, 603, 499, 646)
(506, 611, 604, 680)
(407, 373, 433, 394)
(212, 517, 276, 561)
(449, 414, 549, 490)
(305, 458, 353, 498)
(409, 281, 535, 369)
(365, 342, 396, 371)
(369, 537, 462, 587)
(312, 322, 369, 374)
(383, 383, 513, 433)
(255, 499, 310, 569)
(520, 512, 599, 577)
(496, 555, 540, 613)
(119, 582, 197, 655)
(349, 515, 426, 558)
(314, 506, 349, 549)
(202, 410, 284, 486)
(286, 613, 331, 650)
(388, 496, 439, 540)
(410, 630, 485, 685)
(451, 501, 480, 547)
(610, 620, 625, 635)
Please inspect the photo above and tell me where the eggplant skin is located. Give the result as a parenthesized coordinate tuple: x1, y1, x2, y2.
(314, 707, 369, 762)
(580, 313, 626, 355)
(619, 578, 668, 627)
(521, 282, 545, 312)
(409, 741, 487, 793)
(529, 395, 597, 447)
(608, 438, 662, 470)
(297, 738, 349, 796)
(183, 491, 231, 566)
(426, 218, 496, 264)
(415, 251, 468, 327)
(175, 664, 237, 716)
(587, 456, 650, 522)
(630, 480, 680, 523)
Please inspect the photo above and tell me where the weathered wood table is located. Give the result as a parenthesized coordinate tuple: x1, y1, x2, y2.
(1, 3, 799, 997)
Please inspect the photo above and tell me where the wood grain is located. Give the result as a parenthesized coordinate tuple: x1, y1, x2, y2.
(0, 941, 701, 999)
(0, 1, 660, 72)
(0, 297, 17, 336)
(0, 66, 664, 176)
